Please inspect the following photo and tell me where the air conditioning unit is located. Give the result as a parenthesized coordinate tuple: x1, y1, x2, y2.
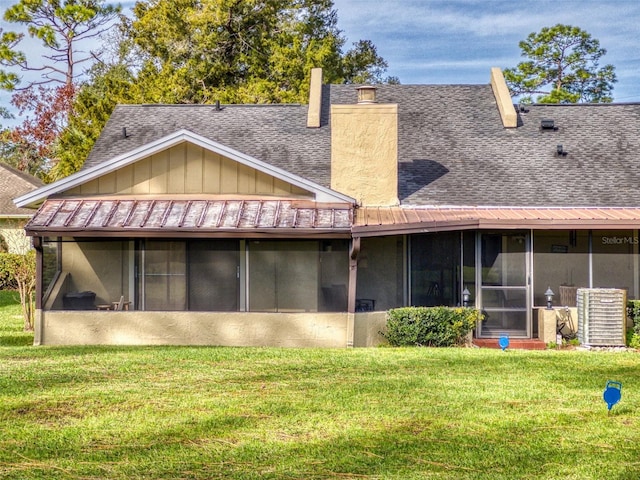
(577, 288, 626, 347)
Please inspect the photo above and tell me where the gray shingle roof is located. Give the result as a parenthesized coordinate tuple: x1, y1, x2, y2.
(84, 103, 333, 188)
(84, 84, 640, 208)
(0, 163, 42, 216)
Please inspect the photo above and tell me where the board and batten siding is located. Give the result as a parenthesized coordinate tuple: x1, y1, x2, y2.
(68, 143, 311, 197)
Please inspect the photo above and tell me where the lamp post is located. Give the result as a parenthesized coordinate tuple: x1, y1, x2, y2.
(545, 287, 555, 310)
(462, 287, 471, 307)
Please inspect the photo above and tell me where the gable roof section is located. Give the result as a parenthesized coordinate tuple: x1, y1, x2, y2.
(84, 103, 333, 187)
(14, 129, 354, 208)
(0, 163, 42, 217)
(327, 85, 640, 208)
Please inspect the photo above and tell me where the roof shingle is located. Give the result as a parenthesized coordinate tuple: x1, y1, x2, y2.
(83, 83, 640, 209)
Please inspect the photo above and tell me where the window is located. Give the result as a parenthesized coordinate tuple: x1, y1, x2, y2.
(356, 236, 404, 310)
(42, 237, 61, 302)
(248, 240, 348, 312)
(189, 240, 239, 311)
(410, 232, 461, 307)
(142, 240, 186, 310)
(137, 238, 348, 312)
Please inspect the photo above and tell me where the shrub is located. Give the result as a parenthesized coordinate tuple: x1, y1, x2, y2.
(0, 251, 36, 331)
(626, 300, 640, 348)
(0, 252, 22, 290)
(382, 306, 483, 347)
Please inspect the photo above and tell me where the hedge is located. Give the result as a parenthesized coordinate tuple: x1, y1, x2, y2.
(383, 306, 483, 347)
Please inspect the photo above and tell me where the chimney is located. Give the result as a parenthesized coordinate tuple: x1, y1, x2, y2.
(307, 68, 323, 128)
(356, 85, 377, 104)
(331, 86, 398, 206)
(490, 67, 517, 128)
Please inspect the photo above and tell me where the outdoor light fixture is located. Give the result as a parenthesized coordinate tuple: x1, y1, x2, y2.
(462, 286, 471, 307)
(556, 144, 567, 156)
(545, 287, 555, 310)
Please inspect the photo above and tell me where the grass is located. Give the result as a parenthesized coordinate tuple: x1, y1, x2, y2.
(0, 290, 34, 346)
(1, 293, 639, 479)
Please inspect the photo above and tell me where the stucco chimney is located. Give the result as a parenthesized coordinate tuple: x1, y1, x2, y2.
(490, 67, 517, 128)
(307, 68, 323, 128)
(331, 87, 398, 206)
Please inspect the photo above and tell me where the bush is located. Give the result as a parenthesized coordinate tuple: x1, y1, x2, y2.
(0, 252, 23, 290)
(382, 306, 483, 347)
(626, 300, 640, 348)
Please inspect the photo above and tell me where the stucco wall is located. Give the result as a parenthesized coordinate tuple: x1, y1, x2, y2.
(353, 311, 388, 347)
(36, 310, 390, 347)
(0, 219, 31, 254)
(537, 307, 578, 344)
(331, 103, 398, 206)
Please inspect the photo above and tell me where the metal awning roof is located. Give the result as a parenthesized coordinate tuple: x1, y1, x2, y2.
(25, 198, 353, 238)
(25, 200, 640, 239)
(353, 206, 640, 236)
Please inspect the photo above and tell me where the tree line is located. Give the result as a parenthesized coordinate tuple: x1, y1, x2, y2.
(0, 0, 399, 181)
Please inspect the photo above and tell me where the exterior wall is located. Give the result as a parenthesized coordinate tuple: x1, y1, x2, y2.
(331, 103, 398, 206)
(67, 143, 310, 197)
(537, 307, 578, 344)
(35, 310, 389, 347)
(353, 311, 388, 347)
(0, 218, 31, 254)
(39, 311, 348, 347)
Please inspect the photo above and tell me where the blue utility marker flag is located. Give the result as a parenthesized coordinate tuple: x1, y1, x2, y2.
(498, 335, 509, 351)
(603, 380, 622, 412)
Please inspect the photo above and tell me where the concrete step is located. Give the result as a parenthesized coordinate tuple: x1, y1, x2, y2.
(473, 338, 547, 350)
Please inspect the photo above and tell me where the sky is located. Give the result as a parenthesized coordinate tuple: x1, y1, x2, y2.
(1, 0, 639, 126)
(332, 0, 640, 101)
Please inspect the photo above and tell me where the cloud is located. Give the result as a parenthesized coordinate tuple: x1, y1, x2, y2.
(333, 0, 640, 99)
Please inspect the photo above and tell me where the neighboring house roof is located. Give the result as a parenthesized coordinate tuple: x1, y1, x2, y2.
(0, 163, 42, 217)
(81, 85, 640, 209)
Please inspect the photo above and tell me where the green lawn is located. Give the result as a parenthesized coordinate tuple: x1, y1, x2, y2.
(0, 290, 34, 346)
(1, 292, 639, 479)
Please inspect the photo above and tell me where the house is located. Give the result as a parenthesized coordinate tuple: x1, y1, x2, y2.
(0, 163, 42, 254)
(14, 68, 640, 347)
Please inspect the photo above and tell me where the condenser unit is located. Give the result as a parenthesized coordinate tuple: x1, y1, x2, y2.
(577, 288, 626, 347)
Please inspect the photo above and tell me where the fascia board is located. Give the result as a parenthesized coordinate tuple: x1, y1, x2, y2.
(15, 129, 355, 208)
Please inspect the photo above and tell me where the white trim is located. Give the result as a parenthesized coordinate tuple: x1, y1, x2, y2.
(14, 129, 355, 208)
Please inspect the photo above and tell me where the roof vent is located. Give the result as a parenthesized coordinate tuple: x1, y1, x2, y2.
(556, 144, 568, 157)
(356, 85, 377, 104)
(541, 119, 557, 130)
